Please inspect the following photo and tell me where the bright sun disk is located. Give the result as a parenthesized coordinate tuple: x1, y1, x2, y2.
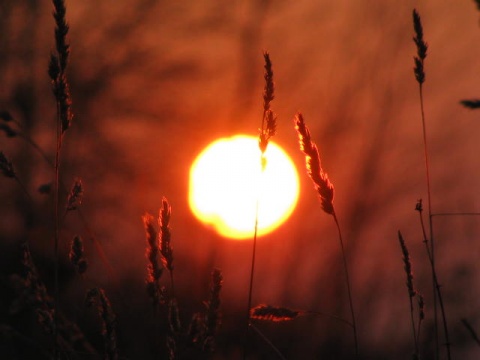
(188, 135, 299, 240)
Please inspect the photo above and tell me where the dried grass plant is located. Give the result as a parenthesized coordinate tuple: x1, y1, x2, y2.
(293, 112, 358, 357)
(397, 231, 424, 359)
(142, 199, 224, 359)
(244, 51, 277, 360)
(49, 1, 73, 356)
(412, 9, 451, 360)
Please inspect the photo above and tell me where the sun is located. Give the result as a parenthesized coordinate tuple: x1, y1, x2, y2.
(188, 135, 300, 240)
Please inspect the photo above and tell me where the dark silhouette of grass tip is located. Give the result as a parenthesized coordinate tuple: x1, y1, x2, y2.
(69, 235, 88, 274)
(460, 99, 480, 109)
(413, 9, 428, 84)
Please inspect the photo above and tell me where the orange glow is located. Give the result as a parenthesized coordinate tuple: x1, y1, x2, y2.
(188, 135, 300, 240)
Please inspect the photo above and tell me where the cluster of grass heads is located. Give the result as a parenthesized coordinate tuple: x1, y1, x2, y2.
(2, 1, 480, 359)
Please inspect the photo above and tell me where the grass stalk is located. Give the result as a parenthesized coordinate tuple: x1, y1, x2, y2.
(294, 112, 358, 357)
(412, 9, 451, 359)
(243, 197, 260, 359)
(244, 51, 277, 359)
(332, 212, 359, 357)
(49, 1, 73, 357)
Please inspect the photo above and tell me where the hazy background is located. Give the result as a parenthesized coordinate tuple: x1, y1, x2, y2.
(2, 0, 480, 359)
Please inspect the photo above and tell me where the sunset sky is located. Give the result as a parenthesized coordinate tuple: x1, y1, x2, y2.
(1, 1, 480, 359)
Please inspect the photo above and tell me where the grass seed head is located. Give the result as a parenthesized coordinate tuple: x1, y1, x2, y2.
(250, 304, 299, 322)
(66, 178, 83, 211)
(460, 99, 480, 109)
(263, 51, 274, 112)
(398, 231, 416, 298)
(0, 152, 16, 178)
(160, 197, 174, 272)
(143, 213, 164, 306)
(294, 113, 335, 215)
(412, 9, 428, 84)
(85, 287, 118, 360)
(0, 123, 17, 138)
(69, 235, 88, 274)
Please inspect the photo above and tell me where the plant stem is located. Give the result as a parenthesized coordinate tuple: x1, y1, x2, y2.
(418, 83, 440, 360)
(409, 295, 419, 356)
(53, 102, 62, 360)
(243, 194, 260, 360)
(250, 324, 287, 360)
(432, 212, 480, 217)
(332, 212, 358, 358)
(304, 310, 353, 328)
(417, 210, 451, 360)
(13, 176, 33, 202)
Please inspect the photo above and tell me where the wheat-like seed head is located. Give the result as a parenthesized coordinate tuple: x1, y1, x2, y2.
(203, 269, 223, 352)
(294, 113, 335, 215)
(417, 293, 425, 321)
(143, 213, 163, 305)
(50, 0, 73, 134)
(69, 235, 88, 274)
(85, 287, 118, 360)
(0, 152, 15, 178)
(250, 304, 299, 322)
(168, 299, 182, 335)
(160, 197, 174, 272)
(0, 123, 17, 138)
(262, 51, 274, 112)
(66, 178, 83, 211)
(398, 231, 416, 298)
(259, 52, 277, 154)
(412, 9, 428, 84)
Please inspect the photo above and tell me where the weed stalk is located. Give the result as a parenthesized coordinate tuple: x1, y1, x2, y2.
(244, 51, 276, 359)
(412, 9, 451, 359)
(294, 112, 358, 358)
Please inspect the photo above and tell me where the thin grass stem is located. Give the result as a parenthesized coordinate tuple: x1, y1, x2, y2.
(13, 176, 33, 202)
(53, 101, 62, 360)
(243, 194, 260, 360)
(417, 206, 451, 359)
(432, 212, 480, 217)
(332, 213, 358, 358)
(250, 324, 288, 360)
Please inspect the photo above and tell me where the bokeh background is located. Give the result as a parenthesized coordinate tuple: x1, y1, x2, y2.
(2, 0, 480, 359)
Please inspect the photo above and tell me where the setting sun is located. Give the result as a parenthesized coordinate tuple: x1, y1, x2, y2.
(189, 135, 299, 240)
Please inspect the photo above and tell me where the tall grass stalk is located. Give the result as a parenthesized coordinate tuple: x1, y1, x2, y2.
(49, 0, 73, 357)
(412, 9, 451, 360)
(294, 112, 358, 358)
(244, 51, 277, 360)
